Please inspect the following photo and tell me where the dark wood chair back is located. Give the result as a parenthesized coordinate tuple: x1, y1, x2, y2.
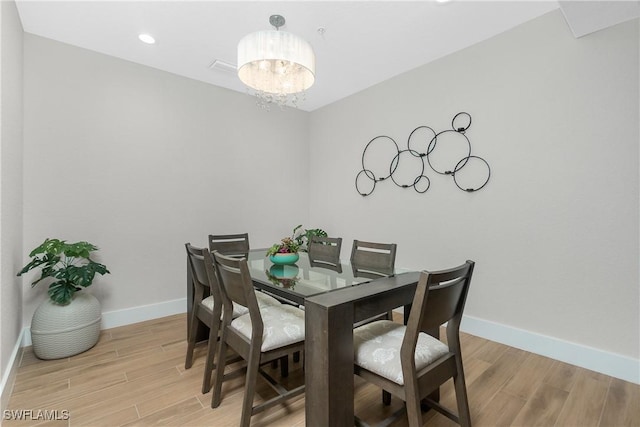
(186, 243, 208, 294)
(212, 251, 263, 338)
(208, 233, 250, 258)
(308, 236, 343, 269)
(202, 250, 224, 311)
(350, 240, 397, 277)
(350, 240, 398, 325)
(404, 261, 474, 356)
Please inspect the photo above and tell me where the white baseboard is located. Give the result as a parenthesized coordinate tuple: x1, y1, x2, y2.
(9, 300, 638, 392)
(20, 298, 187, 347)
(461, 314, 640, 385)
(1, 329, 25, 415)
(100, 297, 187, 330)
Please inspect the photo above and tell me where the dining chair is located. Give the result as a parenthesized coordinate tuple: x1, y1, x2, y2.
(209, 232, 284, 304)
(209, 233, 282, 305)
(208, 233, 250, 258)
(184, 243, 224, 393)
(184, 243, 281, 393)
(308, 236, 343, 271)
(351, 240, 398, 325)
(350, 239, 397, 279)
(353, 260, 475, 427)
(211, 251, 306, 427)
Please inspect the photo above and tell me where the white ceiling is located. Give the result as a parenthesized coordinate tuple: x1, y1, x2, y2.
(14, 1, 638, 111)
(559, 0, 639, 37)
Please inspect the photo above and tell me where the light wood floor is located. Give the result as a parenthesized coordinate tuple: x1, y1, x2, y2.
(5, 313, 639, 427)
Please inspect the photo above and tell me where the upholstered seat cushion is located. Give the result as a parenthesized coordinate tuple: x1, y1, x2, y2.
(201, 291, 281, 319)
(230, 305, 305, 351)
(255, 291, 283, 307)
(353, 320, 449, 385)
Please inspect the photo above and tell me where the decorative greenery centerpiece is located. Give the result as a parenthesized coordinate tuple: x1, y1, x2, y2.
(266, 225, 327, 266)
(266, 236, 300, 257)
(17, 238, 110, 305)
(266, 235, 300, 266)
(266, 224, 329, 256)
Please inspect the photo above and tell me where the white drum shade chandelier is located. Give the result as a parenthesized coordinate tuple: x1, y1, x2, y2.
(237, 15, 315, 109)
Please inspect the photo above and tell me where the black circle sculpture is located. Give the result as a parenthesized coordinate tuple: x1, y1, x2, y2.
(355, 112, 491, 196)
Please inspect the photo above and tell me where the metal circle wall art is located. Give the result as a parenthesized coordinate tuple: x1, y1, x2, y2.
(355, 112, 491, 196)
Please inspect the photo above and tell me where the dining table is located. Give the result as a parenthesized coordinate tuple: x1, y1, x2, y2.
(246, 250, 424, 427)
(186, 249, 424, 426)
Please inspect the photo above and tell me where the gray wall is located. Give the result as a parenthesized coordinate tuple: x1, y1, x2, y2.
(12, 7, 640, 383)
(22, 34, 310, 323)
(309, 10, 639, 360)
(0, 0, 24, 409)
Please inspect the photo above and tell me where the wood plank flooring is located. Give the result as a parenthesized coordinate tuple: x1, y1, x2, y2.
(4, 313, 639, 426)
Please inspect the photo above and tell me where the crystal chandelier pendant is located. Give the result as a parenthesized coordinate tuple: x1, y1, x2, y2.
(238, 15, 315, 110)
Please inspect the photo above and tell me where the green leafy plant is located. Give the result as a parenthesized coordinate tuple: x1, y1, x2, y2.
(17, 238, 110, 305)
(292, 225, 327, 252)
(266, 225, 328, 257)
(266, 237, 300, 257)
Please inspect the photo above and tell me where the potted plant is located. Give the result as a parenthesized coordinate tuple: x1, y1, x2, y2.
(266, 236, 301, 265)
(266, 225, 328, 265)
(17, 238, 110, 359)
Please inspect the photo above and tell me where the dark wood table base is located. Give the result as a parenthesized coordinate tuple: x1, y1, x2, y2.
(304, 272, 421, 426)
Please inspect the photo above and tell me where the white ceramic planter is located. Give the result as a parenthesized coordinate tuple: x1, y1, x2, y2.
(30, 292, 102, 359)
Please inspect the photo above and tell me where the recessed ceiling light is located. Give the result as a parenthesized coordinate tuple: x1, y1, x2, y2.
(138, 34, 156, 44)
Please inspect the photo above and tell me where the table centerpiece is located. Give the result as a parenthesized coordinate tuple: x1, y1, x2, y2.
(266, 236, 300, 265)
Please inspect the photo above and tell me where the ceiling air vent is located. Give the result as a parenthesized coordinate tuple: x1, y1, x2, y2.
(209, 59, 237, 73)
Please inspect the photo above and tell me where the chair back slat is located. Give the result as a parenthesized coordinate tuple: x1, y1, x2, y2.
(209, 233, 250, 258)
(203, 250, 223, 303)
(213, 252, 249, 307)
(350, 240, 397, 277)
(418, 277, 467, 331)
(406, 261, 475, 340)
(308, 236, 342, 267)
(186, 243, 208, 291)
(350, 240, 397, 269)
(212, 251, 262, 327)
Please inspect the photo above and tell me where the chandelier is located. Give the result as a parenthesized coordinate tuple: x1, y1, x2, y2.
(237, 15, 315, 110)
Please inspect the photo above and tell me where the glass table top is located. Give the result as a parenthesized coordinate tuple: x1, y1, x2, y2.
(246, 249, 409, 304)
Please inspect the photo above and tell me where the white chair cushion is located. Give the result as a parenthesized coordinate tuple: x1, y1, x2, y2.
(200, 295, 247, 318)
(200, 295, 215, 312)
(230, 305, 305, 352)
(255, 291, 282, 307)
(200, 291, 281, 319)
(353, 320, 449, 385)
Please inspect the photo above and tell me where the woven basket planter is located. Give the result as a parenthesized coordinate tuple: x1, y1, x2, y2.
(30, 292, 102, 359)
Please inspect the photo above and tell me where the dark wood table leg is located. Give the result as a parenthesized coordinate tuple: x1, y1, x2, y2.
(305, 300, 354, 426)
